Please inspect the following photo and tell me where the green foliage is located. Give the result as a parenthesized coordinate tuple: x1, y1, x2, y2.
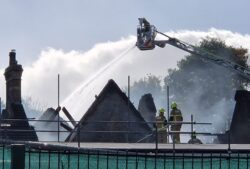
(131, 74, 162, 96)
(164, 38, 248, 111)
(130, 74, 164, 108)
(130, 38, 249, 128)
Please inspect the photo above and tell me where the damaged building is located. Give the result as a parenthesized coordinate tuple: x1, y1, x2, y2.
(34, 107, 71, 141)
(1, 50, 38, 141)
(217, 90, 250, 144)
(138, 93, 157, 129)
(0, 50, 155, 143)
(1, 50, 250, 144)
(66, 79, 153, 143)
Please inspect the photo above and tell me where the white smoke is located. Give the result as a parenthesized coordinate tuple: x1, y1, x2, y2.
(0, 35, 185, 111)
(0, 29, 249, 135)
(0, 69, 4, 108)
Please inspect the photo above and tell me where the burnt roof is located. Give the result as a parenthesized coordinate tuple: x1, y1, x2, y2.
(79, 79, 148, 123)
(66, 79, 152, 142)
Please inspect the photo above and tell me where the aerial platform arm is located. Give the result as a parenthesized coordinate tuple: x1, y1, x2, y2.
(136, 18, 250, 80)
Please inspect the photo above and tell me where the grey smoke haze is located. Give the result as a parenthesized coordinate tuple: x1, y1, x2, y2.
(61, 29, 250, 144)
(166, 62, 236, 143)
(129, 44, 248, 143)
(0, 28, 249, 109)
(34, 114, 69, 142)
(123, 34, 250, 143)
(0, 29, 250, 143)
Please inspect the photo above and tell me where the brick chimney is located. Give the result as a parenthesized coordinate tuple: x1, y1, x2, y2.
(4, 49, 23, 117)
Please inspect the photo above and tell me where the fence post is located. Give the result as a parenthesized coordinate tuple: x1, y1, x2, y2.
(228, 130, 231, 151)
(77, 125, 80, 148)
(11, 144, 25, 169)
(167, 86, 170, 143)
(155, 126, 158, 154)
(191, 114, 194, 143)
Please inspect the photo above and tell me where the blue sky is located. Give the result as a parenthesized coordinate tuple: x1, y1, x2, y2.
(0, 0, 249, 67)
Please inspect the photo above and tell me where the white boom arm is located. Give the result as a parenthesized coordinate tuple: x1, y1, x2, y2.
(136, 18, 250, 80)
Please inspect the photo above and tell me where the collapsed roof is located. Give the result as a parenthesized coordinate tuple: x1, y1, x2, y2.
(66, 79, 153, 143)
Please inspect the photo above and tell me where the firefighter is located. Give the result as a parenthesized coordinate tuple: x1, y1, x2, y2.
(155, 108, 167, 143)
(188, 131, 202, 144)
(169, 102, 183, 143)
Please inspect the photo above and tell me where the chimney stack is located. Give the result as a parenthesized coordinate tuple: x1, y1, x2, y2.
(4, 49, 23, 117)
(2, 50, 38, 141)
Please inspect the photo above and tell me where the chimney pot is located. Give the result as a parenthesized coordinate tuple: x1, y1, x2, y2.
(9, 49, 17, 65)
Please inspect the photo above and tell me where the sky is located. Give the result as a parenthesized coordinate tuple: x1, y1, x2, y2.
(0, 0, 250, 116)
(0, 0, 249, 67)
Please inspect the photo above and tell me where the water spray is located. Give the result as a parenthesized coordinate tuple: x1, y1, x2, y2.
(63, 45, 135, 103)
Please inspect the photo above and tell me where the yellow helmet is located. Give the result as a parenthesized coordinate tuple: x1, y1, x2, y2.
(171, 102, 177, 109)
(159, 108, 165, 115)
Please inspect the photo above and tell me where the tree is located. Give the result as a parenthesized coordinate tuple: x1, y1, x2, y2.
(164, 38, 249, 133)
(130, 38, 249, 137)
(130, 74, 164, 109)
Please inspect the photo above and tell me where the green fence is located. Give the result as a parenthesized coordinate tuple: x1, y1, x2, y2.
(0, 145, 250, 169)
(23, 150, 250, 169)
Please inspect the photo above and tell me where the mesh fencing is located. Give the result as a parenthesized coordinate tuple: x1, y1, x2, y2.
(0, 145, 249, 169)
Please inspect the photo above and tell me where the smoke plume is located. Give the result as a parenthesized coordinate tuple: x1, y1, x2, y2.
(0, 29, 249, 142)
